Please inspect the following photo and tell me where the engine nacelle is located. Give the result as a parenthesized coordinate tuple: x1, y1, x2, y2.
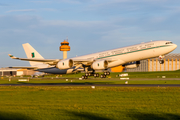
(56, 59, 73, 69)
(91, 60, 108, 70)
(123, 61, 140, 69)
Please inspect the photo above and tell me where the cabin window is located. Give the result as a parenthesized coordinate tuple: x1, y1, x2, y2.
(61, 43, 69, 45)
(165, 42, 173, 44)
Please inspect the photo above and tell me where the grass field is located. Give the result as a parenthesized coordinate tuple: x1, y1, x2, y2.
(0, 71, 180, 119)
(0, 86, 180, 120)
(1, 70, 180, 85)
(3, 70, 180, 79)
(43, 70, 180, 78)
(1, 78, 180, 85)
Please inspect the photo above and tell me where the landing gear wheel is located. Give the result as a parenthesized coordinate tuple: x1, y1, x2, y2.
(104, 71, 110, 75)
(85, 73, 89, 76)
(82, 75, 85, 79)
(100, 74, 106, 78)
(88, 73, 91, 76)
(94, 74, 97, 77)
(106, 71, 110, 75)
(159, 60, 164, 64)
(100, 74, 103, 78)
(82, 75, 88, 79)
(94, 73, 99, 78)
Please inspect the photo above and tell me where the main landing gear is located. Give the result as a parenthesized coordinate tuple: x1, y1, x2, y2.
(81, 71, 110, 79)
(81, 75, 88, 79)
(100, 71, 110, 78)
(81, 73, 99, 79)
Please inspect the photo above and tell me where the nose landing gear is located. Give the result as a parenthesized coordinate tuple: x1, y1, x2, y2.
(159, 60, 164, 64)
(159, 55, 165, 64)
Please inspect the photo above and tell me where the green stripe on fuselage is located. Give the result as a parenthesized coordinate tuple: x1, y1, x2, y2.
(97, 45, 170, 59)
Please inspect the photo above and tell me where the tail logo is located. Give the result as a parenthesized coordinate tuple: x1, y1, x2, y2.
(31, 52, 35, 58)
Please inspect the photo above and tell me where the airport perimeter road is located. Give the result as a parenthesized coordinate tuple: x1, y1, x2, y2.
(0, 83, 180, 87)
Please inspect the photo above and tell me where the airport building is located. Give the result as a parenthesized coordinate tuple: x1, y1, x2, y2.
(60, 39, 70, 59)
(126, 53, 180, 72)
(0, 68, 36, 76)
(0, 68, 17, 76)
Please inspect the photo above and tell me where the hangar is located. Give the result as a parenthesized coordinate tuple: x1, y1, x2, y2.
(0, 68, 17, 76)
(0, 68, 36, 76)
(126, 53, 180, 72)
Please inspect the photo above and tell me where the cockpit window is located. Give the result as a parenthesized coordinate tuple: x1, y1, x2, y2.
(166, 42, 173, 44)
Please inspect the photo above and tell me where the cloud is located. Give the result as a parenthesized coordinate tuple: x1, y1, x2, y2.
(6, 9, 36, 13)
(0, 3, 8, 6)
(0, 52, 9, 55)
(56, 0, 93, 4)
(0, 14, 179, 48)
(83, 0, 178, 15)
(40, 20, 115, 29)
(30, 0, 91, 4)
(30, 1, 52, 4)
(41, 8, 57, 12)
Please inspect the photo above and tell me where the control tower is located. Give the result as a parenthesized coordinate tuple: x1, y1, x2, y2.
(59, 39, 70, 59)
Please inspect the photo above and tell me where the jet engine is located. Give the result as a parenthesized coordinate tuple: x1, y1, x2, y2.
(91, 60, 108, 70)
(123, 61, 140, 69)
(56, 59, 73, 69)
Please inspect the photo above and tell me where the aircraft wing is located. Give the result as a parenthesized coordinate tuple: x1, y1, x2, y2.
(73, 59, 94, 66)
(73, 58, 116, 62)
(73, 58, 118, 66)
(8, 54, 61, 65)
(9, 54, 119, 69)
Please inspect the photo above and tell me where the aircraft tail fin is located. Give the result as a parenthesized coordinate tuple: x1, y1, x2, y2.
(22, 43, 44, 66)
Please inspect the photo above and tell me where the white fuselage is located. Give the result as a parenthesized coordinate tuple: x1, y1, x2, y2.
(71, 40, 177, 68)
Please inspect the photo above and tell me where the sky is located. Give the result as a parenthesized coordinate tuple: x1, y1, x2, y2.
(0, 0, 180, 67)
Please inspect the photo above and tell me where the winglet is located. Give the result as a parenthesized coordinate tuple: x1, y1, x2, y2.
(8, 54, 17, 59)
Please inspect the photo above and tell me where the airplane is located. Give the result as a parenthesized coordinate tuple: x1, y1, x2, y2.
(8, 40, 177, 79)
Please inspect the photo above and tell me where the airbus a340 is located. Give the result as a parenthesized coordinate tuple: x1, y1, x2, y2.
(9, 40, 177, 79)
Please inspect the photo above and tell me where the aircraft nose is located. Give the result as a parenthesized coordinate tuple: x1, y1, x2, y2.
(174, 44, 177, 49)
(171, 44, 177, 51)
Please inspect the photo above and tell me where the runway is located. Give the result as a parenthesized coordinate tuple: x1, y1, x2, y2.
(0, 83, 180, 87)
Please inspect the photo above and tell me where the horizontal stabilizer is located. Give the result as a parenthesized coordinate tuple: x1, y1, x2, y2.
(8, 66, 38, 70)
